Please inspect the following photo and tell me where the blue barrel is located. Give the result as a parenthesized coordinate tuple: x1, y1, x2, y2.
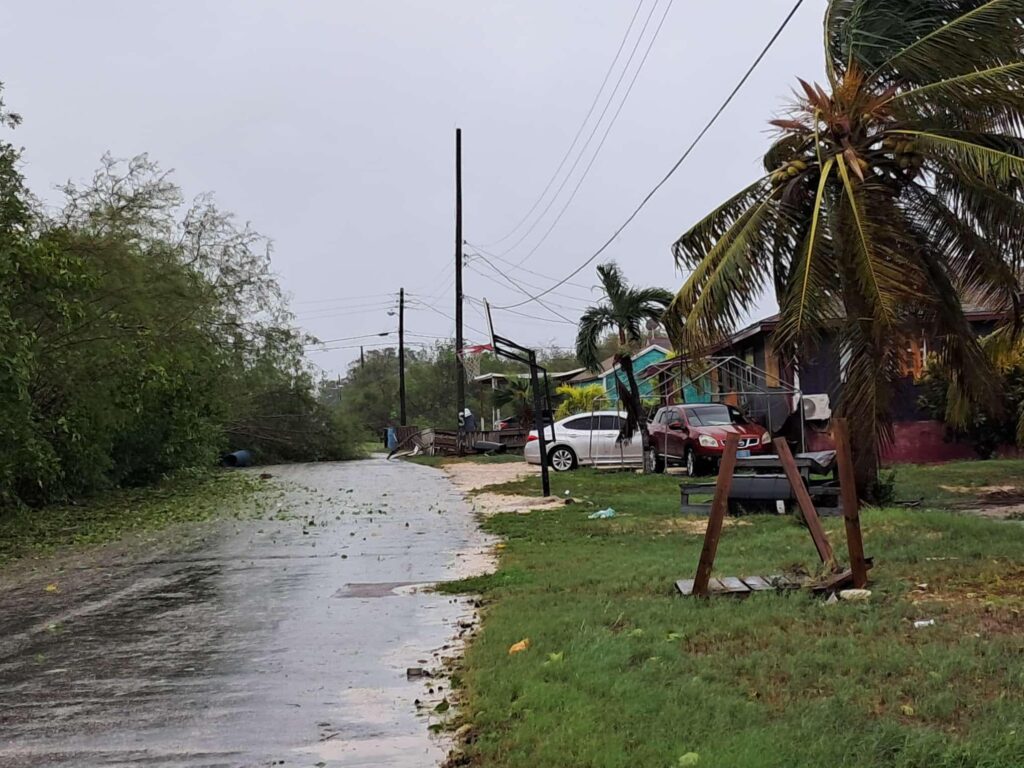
(386, 427, 398, 450)
(223, 450, 253, 468)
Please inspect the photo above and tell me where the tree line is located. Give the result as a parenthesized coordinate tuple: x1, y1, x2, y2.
(0, 87, 359, 508)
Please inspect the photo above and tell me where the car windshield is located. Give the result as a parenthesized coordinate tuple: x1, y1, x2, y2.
(684, 405, 741, 427)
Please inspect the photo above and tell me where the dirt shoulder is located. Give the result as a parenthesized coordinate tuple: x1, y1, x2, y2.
(441, 460, 564, 515)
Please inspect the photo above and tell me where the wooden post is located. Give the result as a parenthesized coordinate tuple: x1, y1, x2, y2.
(773, 437, 837, 570)
(832, 418, 868, 588)
(693, 434, 741, 597)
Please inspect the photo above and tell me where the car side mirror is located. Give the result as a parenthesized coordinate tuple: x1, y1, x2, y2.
(669, 421, 685, 432)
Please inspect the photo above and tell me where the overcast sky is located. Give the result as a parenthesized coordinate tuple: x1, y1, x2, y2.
(0, 1, 826, 375)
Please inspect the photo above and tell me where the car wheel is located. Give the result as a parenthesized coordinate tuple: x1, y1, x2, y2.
(653, 452, 665, 474)
(548, 446, 577, 472)
(685, 448, 699, 478)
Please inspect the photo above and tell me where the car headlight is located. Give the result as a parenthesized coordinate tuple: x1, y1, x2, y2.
(698, 435, 719, 448)
(761, 431, 772, 445)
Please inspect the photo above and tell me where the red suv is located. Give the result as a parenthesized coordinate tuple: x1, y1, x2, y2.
(649, 403, 771, 476)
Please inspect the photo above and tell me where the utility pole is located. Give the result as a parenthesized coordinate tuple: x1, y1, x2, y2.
(399, 287, 407, 426)
(454, 127, 465, 428)
(360, 346, 365, 369)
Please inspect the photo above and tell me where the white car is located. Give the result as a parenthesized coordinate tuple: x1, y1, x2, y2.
(524, 411, 643, 471)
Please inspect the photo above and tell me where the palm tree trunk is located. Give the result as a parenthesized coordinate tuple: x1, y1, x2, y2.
(837, 294, 884, 502)
(616, 354, 652, 473)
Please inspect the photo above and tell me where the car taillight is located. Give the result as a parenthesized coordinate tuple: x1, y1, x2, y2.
(527, 434, 538, 442)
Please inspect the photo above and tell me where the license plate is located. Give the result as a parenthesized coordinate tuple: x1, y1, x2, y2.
(737, 450, 751, 458)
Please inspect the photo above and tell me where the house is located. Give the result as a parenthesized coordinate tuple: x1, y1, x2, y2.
(566, 341, 672, 404)
(705, 307, 1008, 464)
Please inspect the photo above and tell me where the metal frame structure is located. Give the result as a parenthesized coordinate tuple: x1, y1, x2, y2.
(484, 301, 555, 497)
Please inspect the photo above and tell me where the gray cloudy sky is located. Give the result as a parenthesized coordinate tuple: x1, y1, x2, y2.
(0, 1, 825, 375)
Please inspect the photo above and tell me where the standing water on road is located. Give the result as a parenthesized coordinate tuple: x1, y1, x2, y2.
(0, 457, 493, 767)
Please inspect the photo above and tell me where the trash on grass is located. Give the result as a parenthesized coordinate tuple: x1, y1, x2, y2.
(913, 619, 936, 629)
(588, 508, 616, 520)
(838, 589, 872, 602)
(508, 638, 531, 655)
(678, 752, 700, 766)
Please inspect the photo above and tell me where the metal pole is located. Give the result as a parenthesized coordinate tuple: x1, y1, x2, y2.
(399, 287, 407, 426)
(529, 351, 551, 497)
(454, 128, 465, 426)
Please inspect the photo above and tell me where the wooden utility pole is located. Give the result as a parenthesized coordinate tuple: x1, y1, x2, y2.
(454, 128, 465, 426)
(360, 346, 365, 369)
(399, 287, 407, 426)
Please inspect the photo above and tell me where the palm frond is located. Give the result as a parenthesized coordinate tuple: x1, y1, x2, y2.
(897, 129, 1024, 187)
(596, 263, 628, 309)
(774, 157, 837, 352)
(672, 177, 773, 268)
(667, 188, 783, 353)
(836, 157, 905, 329)
(575, 305, 617, 372)
(871, 0, 1024, 85)
(891, 63, 1024, 134)
(903, 184, 1020, 315)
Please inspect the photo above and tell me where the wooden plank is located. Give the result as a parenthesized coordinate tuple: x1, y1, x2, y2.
(675, 579, 696, 596)
(692, 434, 741, 598)
(811, 569, 855, 593)
(740, 575, 773, 591)
(832, 418, 869, 589)
(773, 437, 837, 570)
(707, 578, 728, 594)
(718, 576, 751, 594)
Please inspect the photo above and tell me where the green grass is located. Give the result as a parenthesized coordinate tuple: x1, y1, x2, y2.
(0, 470, 263, 566)
(893, 458, 1024, 505)
(446, 465, 1024, 768)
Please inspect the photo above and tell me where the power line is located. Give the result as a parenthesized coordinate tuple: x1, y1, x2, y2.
(304, 331, 393, 346)
(500, 0, 666, 262)
(480, 0, 647, 248)
(464, 254, 578, 325)
(405, 296, 489, 339)
(508, 0, 676, 269)
(291, 292, 397, 307)
(494, 0, 806, 311)
(466, 241, 596, 294)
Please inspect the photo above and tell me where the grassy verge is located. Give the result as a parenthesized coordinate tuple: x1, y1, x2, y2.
(0, 470, 262, 566)
(445, 464, 1024, 767)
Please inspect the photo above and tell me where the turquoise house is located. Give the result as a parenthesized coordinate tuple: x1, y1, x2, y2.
(567, 343, 672, 403)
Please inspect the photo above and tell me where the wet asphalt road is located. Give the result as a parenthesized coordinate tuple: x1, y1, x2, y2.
(0, 458, 491, 767)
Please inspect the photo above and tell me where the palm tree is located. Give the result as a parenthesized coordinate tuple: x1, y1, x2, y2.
(493, 378, 534, 427)
(665, 1, 1024, 498)
(576, 263, 673, 471)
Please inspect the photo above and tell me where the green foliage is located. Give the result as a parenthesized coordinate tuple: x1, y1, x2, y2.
(666, 2, 1024, 496)
(493, 378, 534, 426)
(553, 383, 605, 420)
(918, 355, 1024, 459)
(0, 86, 359, 507)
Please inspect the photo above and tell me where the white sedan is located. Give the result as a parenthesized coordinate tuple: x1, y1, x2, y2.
(524, 411, 643, 471)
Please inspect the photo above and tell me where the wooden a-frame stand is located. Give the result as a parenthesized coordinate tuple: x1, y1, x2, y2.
(679, 418, 869, 598)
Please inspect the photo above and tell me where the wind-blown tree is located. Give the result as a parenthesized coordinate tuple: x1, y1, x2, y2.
(576, 263, 672, 470)
(665, 0, 1024, 498)
(493, 378, 534, 427)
